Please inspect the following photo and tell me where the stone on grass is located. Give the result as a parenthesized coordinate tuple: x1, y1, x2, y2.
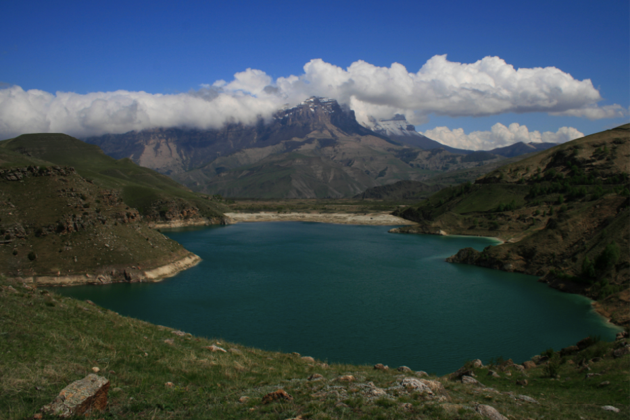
(397, 366, 412, 372)
(262, 389, 293, 404)
(613, 346, 630, 358)
(171, 330, 186, 336)
(308, 374, 323, 381)
(400, 378, 433, 395)
(420, 379, 450, 399)
(415, 371, 428, 377)
(516, 379, 528, 386)
(238, 396, 249, 403)
(522, 361, 536, 369)
(205, 344, 227, 353)
(449, 367, 475, 380)
(471, 359, 483, 368)
(374, 363, 388, 370)
(301, 356, 315, 363)
(487, 370, 500, 378)
(476, 404, 508, 420)
(91, 367, 100, 373)
(517, 394, 538, 404)
(368, 387, 387, 397)
(461, 375, 481, 385)
(163, 339, 174, 345)
(338, 375, 355, 382)
(41, 374, 109, 418)
(602, 405, 620, 413)
(165, 382, 174, 387)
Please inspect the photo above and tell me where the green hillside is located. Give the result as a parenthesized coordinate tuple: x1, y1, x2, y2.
(395, 124, 630, 326)
(0, 134, 228, 221)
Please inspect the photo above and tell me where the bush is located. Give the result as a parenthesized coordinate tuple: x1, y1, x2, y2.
(28, 251, 37, 261)
(596, 242, 620, 271)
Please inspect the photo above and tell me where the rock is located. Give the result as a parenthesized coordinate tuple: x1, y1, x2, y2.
(602, 405, 620, 413)
(41, 374, 109, 418)
(522, 361, 536, 369)
(415, 371, 429, 377)
(488, 370, 500, 378)
(301, 356, 315, 363)
(374, 363, 389, 370)
(397, 366, 413, 372)
(165, 382, 174, 387)
(368, 387, 387, 397)
(337, 375, 355, 382)
(461, 375, 481, 385)
(576, 337, 594, 350)
(516, 379, 528, 386)
(91, 367, 100, 373)
(476, 404, 508, 420)
(517, 394, 538, 403)
(585, 372, 603, 379)
(599, 381, 610, 387)
(262, 389, 292, 404)
(164, 339, 174, 345)
(238, 396, 249, 403)
(401, 402, 413, 410)
(613, 346, 630, 358)
(449, 367, 475, 381)
(317, 363, 330, 368)
(560, 345, 579, 356)
(308, 374, 323, 381)
(171, 330, 186, 337)
(616, 331, 629, 341)
(419, 379, 450, 399)
(400, 377, 433, 394)
(513, 364, 525, 372)
(33, 413, 43, 419)
(291, 352, 300, 357)
(471, 359, 483, 368)
(205, 345, 227, 353)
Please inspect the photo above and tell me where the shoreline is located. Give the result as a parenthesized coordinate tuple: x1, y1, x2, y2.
(224, 211, 415, 226)
(11, 253, 202, 287)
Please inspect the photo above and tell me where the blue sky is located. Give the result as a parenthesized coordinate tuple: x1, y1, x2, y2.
(1, 0, 628, 149)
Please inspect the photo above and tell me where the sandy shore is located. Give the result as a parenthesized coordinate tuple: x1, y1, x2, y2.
(225, 212, 415, 226)
(13, 253, 202, 287)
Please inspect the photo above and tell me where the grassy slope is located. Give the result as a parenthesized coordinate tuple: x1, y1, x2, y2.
(0, 134, 227, 220)
(395, 124, 630, 325)
(1, 276, 628, 420)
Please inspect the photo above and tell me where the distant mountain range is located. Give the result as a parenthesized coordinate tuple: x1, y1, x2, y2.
(85, 97, 559, 198)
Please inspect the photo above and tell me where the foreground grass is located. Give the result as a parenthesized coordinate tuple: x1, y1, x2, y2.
(1, 276, 628, 419)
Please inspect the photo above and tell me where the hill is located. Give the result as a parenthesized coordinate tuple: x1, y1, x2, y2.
(394, 124, 630, 326)
(0, 134, 228, 285)
(354, 180, 443, 200)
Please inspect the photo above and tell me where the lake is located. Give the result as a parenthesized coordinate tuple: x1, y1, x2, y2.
(52, 222, 620, 375)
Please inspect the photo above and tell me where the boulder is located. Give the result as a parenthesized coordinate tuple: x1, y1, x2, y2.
(517, 394, 538, 404)
(415, 371, 429, 378)
(337, 375, 355, 382)
(41, 374, 109, 418)
(522, 361, 536, 369)
(487, 370, 500, 378)
(400, 377, 433, 394)
(397, 366, 413, 372)
(374, 363, 389, 370)
(461, 375, 481, 385)
(471, 359, 483, 368)
(601, 405, 619, 413)
(476, 404, 508, 420)
(301, 356, 315, 363)
(262, 389, 292, 404)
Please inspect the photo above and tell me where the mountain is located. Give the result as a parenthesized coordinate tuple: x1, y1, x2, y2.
(394, 124, 630, 326)
(489, 141, 558, 157)
(0, 134, 228, 284)
(86, 98, 508, 198)
(367, 114, 471, 154)
(354, 180, 442, 200)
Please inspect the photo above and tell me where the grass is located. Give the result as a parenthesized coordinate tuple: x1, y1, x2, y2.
(1, 275, 628, 419)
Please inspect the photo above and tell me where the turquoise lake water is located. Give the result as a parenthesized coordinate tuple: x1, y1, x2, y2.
(52, 222, 620, 375)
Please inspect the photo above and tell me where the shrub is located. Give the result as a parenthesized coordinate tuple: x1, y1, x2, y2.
(596, 242, 620, 271)
(28, 251, 37, 261)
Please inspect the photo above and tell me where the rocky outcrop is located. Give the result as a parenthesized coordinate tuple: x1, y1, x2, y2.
(41, 374, 109, 418)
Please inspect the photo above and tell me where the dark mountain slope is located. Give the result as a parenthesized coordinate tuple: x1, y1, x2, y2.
(394, 124, 630, 325)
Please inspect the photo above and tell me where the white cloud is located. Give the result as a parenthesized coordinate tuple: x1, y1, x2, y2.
(421, 123, 584, 151)
(0, 55, 625, 139)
